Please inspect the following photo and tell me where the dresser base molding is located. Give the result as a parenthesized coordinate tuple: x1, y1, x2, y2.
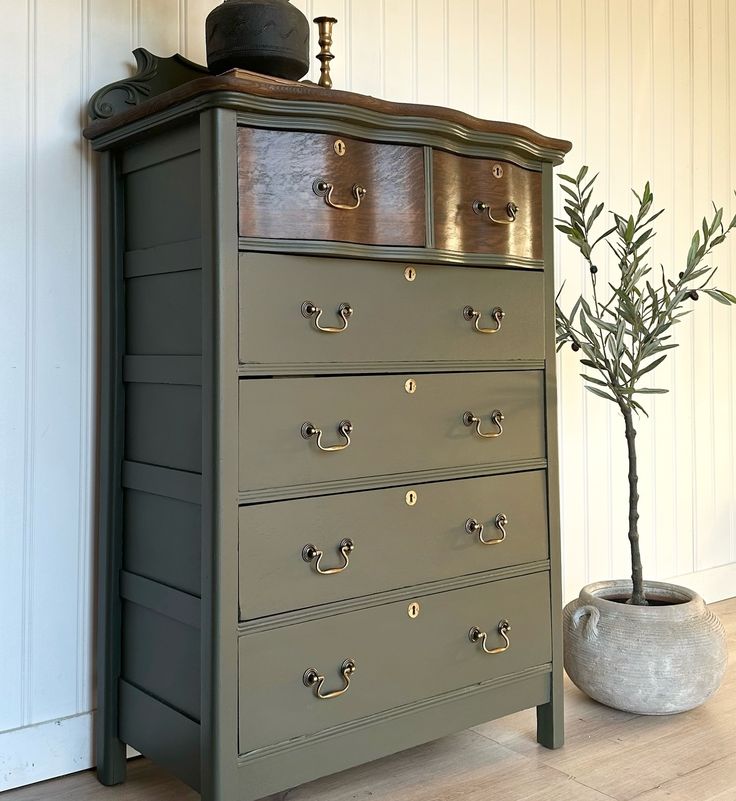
(235, 665, 551, 801)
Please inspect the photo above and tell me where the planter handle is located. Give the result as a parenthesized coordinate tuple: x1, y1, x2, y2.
(571, 604, 600, 641)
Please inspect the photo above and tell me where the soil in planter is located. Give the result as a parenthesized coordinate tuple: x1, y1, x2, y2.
(608, 595, 687, 606)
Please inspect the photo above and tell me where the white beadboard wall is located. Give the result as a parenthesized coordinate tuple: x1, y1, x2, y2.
(1, 0, 735, 791)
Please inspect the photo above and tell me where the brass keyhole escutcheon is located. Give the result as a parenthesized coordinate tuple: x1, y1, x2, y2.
(408, 601, 421, 619)
(404, 265, 417, 282)
(405, 378, 417, 394)
(334, 139, 347, 156)
(492, 163, 504, 179)
(405, 490, 418, 506)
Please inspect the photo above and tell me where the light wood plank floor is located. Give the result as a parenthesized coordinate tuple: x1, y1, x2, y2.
(7, 597, 736, 801)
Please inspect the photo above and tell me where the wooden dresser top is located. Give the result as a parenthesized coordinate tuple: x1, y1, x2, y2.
(83, 49, 572, 165)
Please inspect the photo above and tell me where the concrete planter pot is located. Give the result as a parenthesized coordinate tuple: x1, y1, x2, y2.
(563, 580, 728, 714)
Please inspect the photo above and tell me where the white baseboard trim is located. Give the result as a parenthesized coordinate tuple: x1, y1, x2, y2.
(0, 712, 94, 792)
(665, 562, 736, 604)
(0, 711, 139, 792)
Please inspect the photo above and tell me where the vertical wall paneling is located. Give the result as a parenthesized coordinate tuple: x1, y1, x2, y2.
(605, 0, 633, 581)
(138, 0, 181, 54)
(0, 0, 30, 736)
(556, 0, 588, 601)
(447, 0, 477, 116)
(475, 0, 506, 120)
(650, 0, 676, 580)
(582, 0, 614, 583)
(346, 0, 384, 98)
(184, 1, 212, 63)
(2, 0, 736, 790)
(30, 0, 84, 725)
(505, 0, 534, 127)
(729, 0, 736, 565)
(692, 0, 718, 571)
(532, 0, 560, 136)
(630, 0, 658, 583)
(672, 0, 697, 577)
(415, 0, 447, 107)
(78, 0, 93, 724)
(710, 0, 733, 570)
(382, 0, 416, 102)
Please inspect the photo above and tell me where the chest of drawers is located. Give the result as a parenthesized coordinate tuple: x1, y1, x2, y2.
(85, 50, 571, 801)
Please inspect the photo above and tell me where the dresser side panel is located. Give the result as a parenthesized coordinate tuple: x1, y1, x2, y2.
(115, 120, 205, 784)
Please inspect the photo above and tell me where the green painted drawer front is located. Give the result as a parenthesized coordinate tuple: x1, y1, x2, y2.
(238, 471, 548, 620)
(238, 571, 551, 753)
(238, 371, 545, 493)
(238, 254, 545, 369)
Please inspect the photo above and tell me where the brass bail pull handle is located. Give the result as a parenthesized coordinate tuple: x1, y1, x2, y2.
(473, 200, 519, 224)
(463, 409, 504, 439)
(302, 301, 353, 333)
(313, 179, 367, 210)
(469, 620, 512, 655)
(463, 305, 505, 334)
(301, 419, 353, 452)
(303, 658, 356, 700)
(465, 513, 508, 545)
(302, 538, 354, 575)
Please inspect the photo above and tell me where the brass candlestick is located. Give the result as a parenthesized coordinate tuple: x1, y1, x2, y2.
(314, 16, 337, 88)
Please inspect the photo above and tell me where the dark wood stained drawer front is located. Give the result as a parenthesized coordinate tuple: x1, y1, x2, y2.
(238, 571, 551, 753)
(239, 471, 548, 620)
(238, 254, 545, 369)
(238, 371, 545, 494)
(237, 128, 426, 246)
(433, 151, 543, 259)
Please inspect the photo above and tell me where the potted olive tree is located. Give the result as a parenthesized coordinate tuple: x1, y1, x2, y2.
(556, 168, 733, 714)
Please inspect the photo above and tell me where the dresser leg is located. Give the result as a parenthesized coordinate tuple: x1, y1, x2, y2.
(536, 693, 564, 749)
(96, 736, 127, 786)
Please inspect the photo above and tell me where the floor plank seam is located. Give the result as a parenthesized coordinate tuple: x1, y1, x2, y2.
(569, 775, 623, 801)
(632, 753, 736, 801)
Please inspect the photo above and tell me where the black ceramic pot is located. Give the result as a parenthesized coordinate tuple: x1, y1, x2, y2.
(206, 0, 310, 80)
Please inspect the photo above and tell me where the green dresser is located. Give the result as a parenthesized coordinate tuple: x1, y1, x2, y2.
(85, 50, 572, 801)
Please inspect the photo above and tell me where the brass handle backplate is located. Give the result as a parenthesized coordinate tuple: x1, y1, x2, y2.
(473, 200, 518, 224)
(469, 620, 512, 654)
(463, 409, 504, 439)
(313, 179, 367, 210)
(302, 538, 354, 574)
(463, 305, 505, 334)
(302, 301, 353, 333)
(465, 513, 508, 545)
(303, 658, 356, 699)
(301, 419, 353, 452)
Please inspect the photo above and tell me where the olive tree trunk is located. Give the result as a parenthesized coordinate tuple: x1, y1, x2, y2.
(621, 405, 647, 605)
